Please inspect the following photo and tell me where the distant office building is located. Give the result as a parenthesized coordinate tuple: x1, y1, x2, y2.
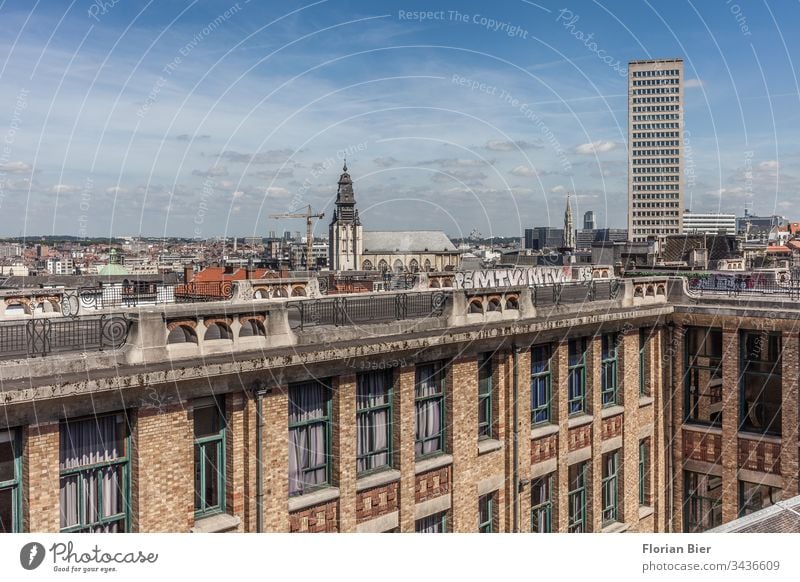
(628, 58, 684, 241)
(523, 227, 564, 250)
(736, 212, 787, 239)
(583, 210, 596, 230)
(682, 212, 736, 235)
(576, 228, 629, 250)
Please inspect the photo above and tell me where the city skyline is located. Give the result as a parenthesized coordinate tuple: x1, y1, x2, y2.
(0, 1, 797, 238)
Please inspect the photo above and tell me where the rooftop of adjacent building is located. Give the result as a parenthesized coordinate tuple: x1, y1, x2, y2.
(709, 495, 800, 533)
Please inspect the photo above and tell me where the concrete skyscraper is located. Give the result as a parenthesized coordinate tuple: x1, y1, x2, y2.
(627, 58, 684, 241)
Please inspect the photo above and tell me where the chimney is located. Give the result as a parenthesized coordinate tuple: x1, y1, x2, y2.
(224, 264, 235, 275)
(183, 263, 194, 283)
(246, 257, 254, 280)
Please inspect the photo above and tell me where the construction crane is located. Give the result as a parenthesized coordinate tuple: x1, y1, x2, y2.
(269, 204, 325, 270)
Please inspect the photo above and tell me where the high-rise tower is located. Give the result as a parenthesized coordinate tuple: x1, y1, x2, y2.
(628, 58, 684, 241)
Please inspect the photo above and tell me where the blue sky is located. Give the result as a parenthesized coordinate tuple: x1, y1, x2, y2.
(0, 0, 798, 238)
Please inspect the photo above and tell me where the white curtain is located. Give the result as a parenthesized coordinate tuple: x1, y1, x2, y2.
(59, 415, 123, 531)
(357, 371, 390, 472)
(415, 365, 442, 456)
(288, 382, 328, 495)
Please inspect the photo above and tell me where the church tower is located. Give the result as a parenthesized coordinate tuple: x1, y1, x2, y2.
(562, 191, 576, 250)
(328, 162, 363, 270)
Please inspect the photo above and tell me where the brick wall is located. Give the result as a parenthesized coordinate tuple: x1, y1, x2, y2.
(356, 482, 399, 523)
(24, 422, 59, 532)
(289, 500, 338, 533)
(415, 467, 451, 503)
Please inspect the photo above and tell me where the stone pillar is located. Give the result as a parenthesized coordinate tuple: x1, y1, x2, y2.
(720, 327, 740, 524)
(781, 331, 799, 496)
(24, 422, 60, 532)
(553, 340, 569, 532)
(134, 403, 193, 532)
(334, 374, 358, 532)
(450, 356, 478, 533)
(263, 386, 289, 532)
(395, 366, 416, 532)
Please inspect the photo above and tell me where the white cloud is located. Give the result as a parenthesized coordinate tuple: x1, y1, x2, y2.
(684, 78, 704, 89)
(485, 140, 542, 152)
(758, 160, 779, 171)
(373, 157, 400, 168)
(232, 190, 244, 199)
(0, 161, 33, 174)
(105, 186, 128, 194)
(574, 141, 618, 155)
(51, 184, 80, 194)
(510, 165, 537, 177)
(551, 185, 566, 193)
(192, 166, 228, 178)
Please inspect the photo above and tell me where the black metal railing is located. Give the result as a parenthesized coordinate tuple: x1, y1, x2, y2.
(287, 291, 447, 330)
(532, 279, 621, 308)
(0, 314, 131, 360)
(687, 275, 800, 299)
(67, 281, 233, 311)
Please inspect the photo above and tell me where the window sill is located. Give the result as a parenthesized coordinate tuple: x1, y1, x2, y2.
(531, 424, 559, 440)
(639, 505, 654, 519)
(190, 512, 240, 533)
(639, 396, 654, 407)
(288, 486, 340, 513)
(683, 423, 722, 436)
(601, 405, 624, 419)
(739, 431, 782, 444)
(601, 521, 630, 533)
(356, 469, 401, 492)
(478, 438, 503, 455)
(415, 453, 453, 475)
(567, 414, 593, 429)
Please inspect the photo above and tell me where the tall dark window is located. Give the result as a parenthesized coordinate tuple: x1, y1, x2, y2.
(639, 439, 650, 506)
(60, 414, 129, 533)
(639, 328, 652, 396)
(601, 334, 619, 407)
(601, 451, 620, 524)
(531, 475, 553, 533)
(478, 354, 494, 440)
(740, 331, 782, 435)
(0, 428, 22, 533)
(739, 480, 782, 517)
(478, 493, 496, 533)
(357, 370, 392, 474)
(568, 339, 587, 415)
(568, 463, 588, 533)
(415, 363, 446, 458)
(289, 380, 332, 496)
(684, 327, 723, 426)
(531, 345, 552, 425)
(416, 511, 447, 533)
(684, 471, 722, 532)
(194, 398, 226, 516)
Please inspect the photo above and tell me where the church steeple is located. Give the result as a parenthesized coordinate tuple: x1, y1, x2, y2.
(329, 161, 363, 271)
(563, 192, 575, 249)
(334, 161, 358, 223)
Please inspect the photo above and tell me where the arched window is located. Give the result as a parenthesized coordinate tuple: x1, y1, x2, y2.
(291, 286, 306, 297)
(204, 322, 232, 341)
(409, 259, 419, 273)
(469, 299, 484, 314)
(362, 259, 374, 271)
(168, 325, 197, 344)
(239, 319, 266, 337)
(393, 259, 404, 273)
(424, 259, 432, 271)
(378, 259, 389, 272)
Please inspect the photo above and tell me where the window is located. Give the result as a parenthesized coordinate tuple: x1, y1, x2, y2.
(568, 339, 587, 415)
(568, 463, 588, 533)
(478, 493, 496, 533)
(684, 471, 722, 532)
(0, 429, 22, 533)
(415, 363, 446, 458)
(531, 345, 552, 425)
(639, 439, 650, 506)
(601, 451, 620, 524)
(194, 398, 226, 516)
(601, 334, 619, 407)
(289, 380, 332, 496)
(639, 328, 651, 396)
(357, 370, 392, 474)
(60, 414, 129, 533)
(740, 331, 782, 435)
(531, 475, 553, 533)
(478, 354, 494, 439)
(416, 511, 447, 533)
(739, 481, 782, 517)
(684, 327, 723, 426)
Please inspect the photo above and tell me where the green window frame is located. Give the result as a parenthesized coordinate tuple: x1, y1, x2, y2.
(478, 493, 494, 533)
(639, 439, 650, 506)
(568, 338, 587, 415)
(531, 345, 552, 425)
(530, 475, 552, 533)
(478, 354, 494, 440)
(194, 398, 226, 517)
(356, 370, 393, 475)
(415, 362, 446, 459)
(601, 334, 618, 407)
(639, 328, 651, 396)
(601, 451, 619, 524)
(739, 330, 782, 436)
(415, 511, 447, 533)
(59, 413, 130, 533)
(289, 380, 332, 496)
(568, 463, 587, 533)
(0, 428, 22, 533)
